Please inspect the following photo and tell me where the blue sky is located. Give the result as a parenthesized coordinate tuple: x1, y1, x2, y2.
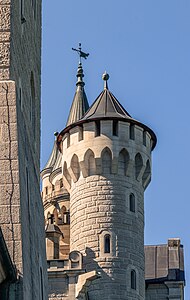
(42, 1, 190, 296)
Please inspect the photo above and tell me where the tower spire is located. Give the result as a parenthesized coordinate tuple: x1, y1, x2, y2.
(66, 44, 89, 127)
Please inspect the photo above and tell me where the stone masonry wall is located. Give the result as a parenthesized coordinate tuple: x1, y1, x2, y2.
(0, 81, 23, 298)
(70, 174, 145, 300)
(145, 282, 184, 300)
(61, 120, 153, 300)
(0, 0, 47, 299)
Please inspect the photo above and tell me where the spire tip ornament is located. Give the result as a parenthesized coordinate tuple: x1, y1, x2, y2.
(102, 71, 109, 89)
(72, 43, 89, 64)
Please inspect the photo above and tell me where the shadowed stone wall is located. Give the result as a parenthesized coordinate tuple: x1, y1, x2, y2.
(0, 0, 47, 299)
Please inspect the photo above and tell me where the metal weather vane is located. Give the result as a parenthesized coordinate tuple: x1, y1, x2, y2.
(72, 43, 89, 63)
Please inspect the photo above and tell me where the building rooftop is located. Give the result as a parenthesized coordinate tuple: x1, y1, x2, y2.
(145, 238, 185, 284)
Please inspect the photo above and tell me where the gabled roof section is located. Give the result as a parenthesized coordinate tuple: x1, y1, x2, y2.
(66, 63, 89, 126)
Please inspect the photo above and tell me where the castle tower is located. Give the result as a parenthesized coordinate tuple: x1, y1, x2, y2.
(0, 1, 47, 298)
(57, 73, 157, 300)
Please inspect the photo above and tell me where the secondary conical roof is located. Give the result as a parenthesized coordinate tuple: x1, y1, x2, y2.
(66, 63, 89, 126)
(81, 72, 132, 121)
(41, 132, 59, 173)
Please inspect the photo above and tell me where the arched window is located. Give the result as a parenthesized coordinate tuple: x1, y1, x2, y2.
(102, 148, 112, 174)
(131, 269, 136, 290)
(58, 206, 70, 225)
(53, 208, 58, 224)
(104, 234, 111, 253)
(129, 193, 135, 213)
(118, 149, 129, 175)
(84, 149, 96, 176)
(135, 153, 143, 180)
(71, 154, 80, 181)
(60, 178, 63, 188)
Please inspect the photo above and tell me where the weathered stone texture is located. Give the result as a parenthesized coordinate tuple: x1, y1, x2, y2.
(0, 0, 47, 299)
(0, 81, 22, 270)
(60, 120, 152, 300)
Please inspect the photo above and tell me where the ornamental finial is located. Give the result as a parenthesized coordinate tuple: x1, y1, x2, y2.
(102, 71, 109, 89)
(72, 43, 89, 64)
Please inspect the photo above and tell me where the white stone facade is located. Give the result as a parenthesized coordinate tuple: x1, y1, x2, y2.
(59, 119, 152, 300)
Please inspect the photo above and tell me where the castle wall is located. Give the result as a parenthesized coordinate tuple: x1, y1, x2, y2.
(0, 0, 47, 299)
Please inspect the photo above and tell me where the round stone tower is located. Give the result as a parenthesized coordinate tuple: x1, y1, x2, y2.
(57, 73, 156, 300)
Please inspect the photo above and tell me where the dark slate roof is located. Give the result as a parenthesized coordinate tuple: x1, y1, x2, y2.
(57, 73, 157, 151)
(45, 223, 62, 235)
(52, 150, 62, 172)
(66, 63, 89, 126)
(43, 140, 59, 170)
(40, 134, 61, 178)
(145, 239, 185, 284)
(81, 88, 132, 121)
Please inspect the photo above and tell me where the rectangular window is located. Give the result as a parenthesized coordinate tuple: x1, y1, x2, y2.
(112, 120, 118, 136)
(143, 131, 146, 146)
(78, 125, 84, 141)
(95, 120, 101, 137)
(130, 124, 135, 140)
(67, 133, 70, 148)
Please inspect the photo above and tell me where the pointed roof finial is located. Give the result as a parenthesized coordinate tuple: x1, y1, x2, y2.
(102, 71, 109, 89)
(66, 44, 90, 127)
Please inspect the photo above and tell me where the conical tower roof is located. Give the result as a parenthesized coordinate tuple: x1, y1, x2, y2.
(81, 73, 132, 121)
(58, 72, 157, 150)
(40, 132, 60, 178)
(66, 63, 89, 126)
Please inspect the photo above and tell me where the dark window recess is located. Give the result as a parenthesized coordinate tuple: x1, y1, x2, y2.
(130, 125, 135, 140)
(131, 269, 136, 290)
(67, 134, 70, 148)
(113, 120, 118, 136)
(104, 234, 111, 253)
(143, 131, 146, 146)
(95, 121, 101, 137)
(129, 194, 135, 212)
(60, 179, 63, 188)
(79, 125, 84, 141)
